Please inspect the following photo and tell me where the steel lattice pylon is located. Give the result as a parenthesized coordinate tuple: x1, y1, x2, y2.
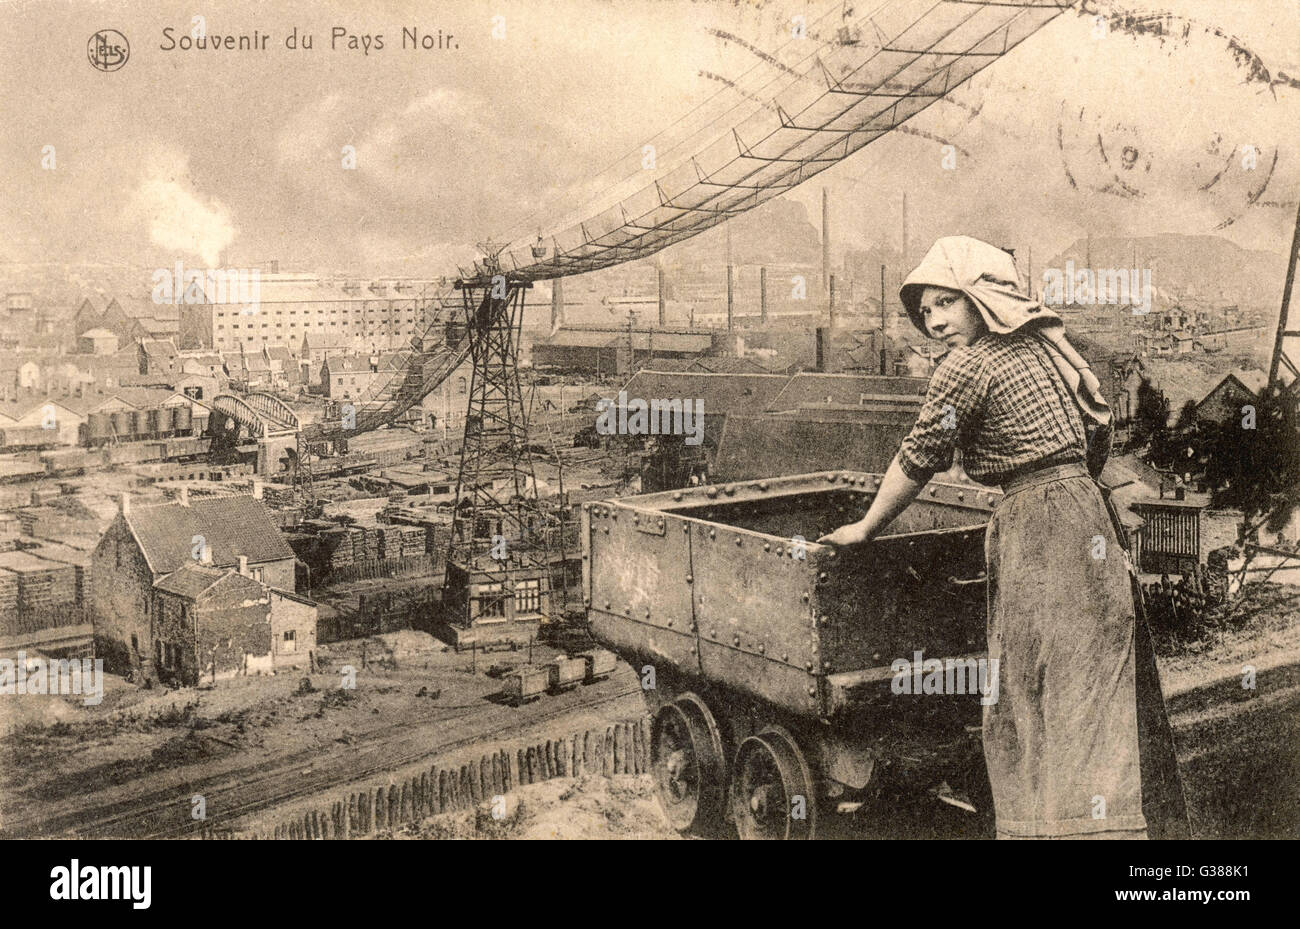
(440, 276, 556, 633)
(1268, 199, 1300, 393)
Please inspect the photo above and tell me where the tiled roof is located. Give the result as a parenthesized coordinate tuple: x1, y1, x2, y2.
(537, 330, 620, 349)
(539, 328, 714, 352)
(618, 371, 788, 416)
(642, 356, 773, 374)
(325, 355, 372, 374)
(0, 396, 88, 419)
(153, 562, 256, 599)
(179, 354, 224, 370)
(94, 387, 186, 410)
(116, 294, 170, 320)
(713, 414, 916, 480)
(132, 317, 179, 334)
(1146, 361, 1222, 414)
(689, 356, 773, 374)
(1227, 368, 1268, 394)
(141, 339, 178, 357)
(125, 494, 294, 575)
(766, 373, 928, 412)
(638, 357, 695, 372)
(153, 563, 223, 598)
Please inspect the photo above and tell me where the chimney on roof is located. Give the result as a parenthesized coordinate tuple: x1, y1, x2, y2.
(178, 486, 189, 507)
(120, 492, 130, 517)
(238, 555, 248, 576)
(200, 544, 213, 565)
(252, 480, 263, 500)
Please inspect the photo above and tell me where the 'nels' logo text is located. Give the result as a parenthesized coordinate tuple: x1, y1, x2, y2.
(88, 29, 130, 72)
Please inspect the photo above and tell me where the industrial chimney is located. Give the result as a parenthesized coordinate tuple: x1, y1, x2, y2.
(822, 188, 830, 294)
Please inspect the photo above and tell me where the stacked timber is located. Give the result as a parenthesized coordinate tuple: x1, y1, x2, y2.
(0, 551, 77, 616)
(0, 570, 19, 622)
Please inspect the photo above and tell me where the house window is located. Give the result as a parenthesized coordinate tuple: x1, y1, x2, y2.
(476, 583, 507, 621)
(282, 629, 296, 653)
(514, 579, 542, 614)
(251, 566, 265, 583)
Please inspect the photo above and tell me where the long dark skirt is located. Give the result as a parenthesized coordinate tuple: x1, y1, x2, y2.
(983, 462, 1188, 838)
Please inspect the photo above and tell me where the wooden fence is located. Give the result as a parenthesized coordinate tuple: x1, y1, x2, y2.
(208, 716, 652, 839)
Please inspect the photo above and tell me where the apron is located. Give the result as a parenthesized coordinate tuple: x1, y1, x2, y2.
(983, 461, 1189, 838)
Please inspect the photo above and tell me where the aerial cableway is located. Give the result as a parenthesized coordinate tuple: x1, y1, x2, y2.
(290, 0, 1079, 634)
(312, 0, 1076, 445)
(465, 0, 1074, 284)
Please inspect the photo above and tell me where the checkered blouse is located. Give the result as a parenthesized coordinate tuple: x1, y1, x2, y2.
(897, 330, 1088, 486)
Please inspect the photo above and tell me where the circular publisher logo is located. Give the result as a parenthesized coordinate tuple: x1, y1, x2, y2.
(88, 29, 129, 72)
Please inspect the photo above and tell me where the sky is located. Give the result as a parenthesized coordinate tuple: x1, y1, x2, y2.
(1, 0, 1298, 279)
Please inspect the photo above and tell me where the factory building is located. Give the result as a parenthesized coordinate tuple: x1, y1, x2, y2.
(532, 326, 730, 376)
(180, 274, 436, 355)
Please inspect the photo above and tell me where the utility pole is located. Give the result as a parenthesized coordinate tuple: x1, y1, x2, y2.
(760, 266, 767, 325)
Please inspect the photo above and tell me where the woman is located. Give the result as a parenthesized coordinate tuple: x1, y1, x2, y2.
(819, 236, 1187, 839)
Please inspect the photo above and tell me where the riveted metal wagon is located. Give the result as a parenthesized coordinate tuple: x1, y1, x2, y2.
(582, 470, 1002, 839)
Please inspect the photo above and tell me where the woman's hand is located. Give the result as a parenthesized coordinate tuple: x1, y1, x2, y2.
(817, 520, 872, 547)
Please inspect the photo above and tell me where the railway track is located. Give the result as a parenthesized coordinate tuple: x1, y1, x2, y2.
(5, 682, 643, 839)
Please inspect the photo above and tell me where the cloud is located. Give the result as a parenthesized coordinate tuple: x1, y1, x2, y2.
(129, 149, 236, 266)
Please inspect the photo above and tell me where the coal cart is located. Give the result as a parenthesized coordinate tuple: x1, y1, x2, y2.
(583, 470, 1000, 839)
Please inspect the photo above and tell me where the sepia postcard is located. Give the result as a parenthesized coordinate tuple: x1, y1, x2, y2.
(0, 0, 1296, 890)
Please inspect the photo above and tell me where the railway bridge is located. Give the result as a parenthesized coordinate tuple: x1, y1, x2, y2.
(209, 391, 301, 477)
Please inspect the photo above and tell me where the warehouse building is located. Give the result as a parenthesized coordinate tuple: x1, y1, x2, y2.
(179, 274, 436, 355)
(532, 326, 730, 375)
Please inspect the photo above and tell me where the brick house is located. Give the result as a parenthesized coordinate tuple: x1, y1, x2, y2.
(269, 588, 318, 666)
(322, 355, 379, 400)
(152, 563, 272, 685)
(91, 492, 296, 675)
(151, 563, 319, 686)
(1194, 368, 1267, 428)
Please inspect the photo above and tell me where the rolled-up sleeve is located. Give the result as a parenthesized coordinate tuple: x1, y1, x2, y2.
(897, 346, 991, 482)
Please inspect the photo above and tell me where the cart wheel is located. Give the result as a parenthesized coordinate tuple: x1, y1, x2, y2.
(651, 695, 727, 835)
(730, 726, 818, 840)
